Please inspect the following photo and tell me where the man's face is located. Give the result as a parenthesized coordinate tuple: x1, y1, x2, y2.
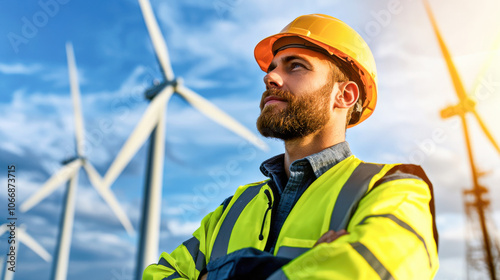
(256, 48, 334, 140)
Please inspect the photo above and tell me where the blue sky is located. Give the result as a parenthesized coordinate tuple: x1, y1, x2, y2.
(1, 0, 500, 279)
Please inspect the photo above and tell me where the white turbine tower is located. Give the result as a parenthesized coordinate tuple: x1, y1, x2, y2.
(98, 0, 268, 278)
(0, 224, 51, 280)
(19, 42, 135, 280)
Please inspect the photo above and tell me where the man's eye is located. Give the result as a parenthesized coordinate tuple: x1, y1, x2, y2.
(290, 62, 304, 70)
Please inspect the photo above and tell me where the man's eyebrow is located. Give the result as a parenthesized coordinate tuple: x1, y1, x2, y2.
(267, 55, 310, 73)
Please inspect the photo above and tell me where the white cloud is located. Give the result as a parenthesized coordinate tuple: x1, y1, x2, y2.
(0, 63, 42, 74)
(73, 229, 134, 258)
(166, 219, 200, 237)
(434, 257, 467, 280)
(2, 141, 24, 156)
(40, 65, 88, 88)
(437, 213, 467, 241)
(73, 180, 140, 233)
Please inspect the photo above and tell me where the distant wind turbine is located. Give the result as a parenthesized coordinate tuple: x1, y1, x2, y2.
(19, 42, 135, 280)
(98, 0, 268, 278)
(0, 224, 51, 280)
(424, 1, 500, 279)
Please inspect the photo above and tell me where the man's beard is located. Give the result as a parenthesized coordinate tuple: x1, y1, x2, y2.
(256, 80, 333, 141)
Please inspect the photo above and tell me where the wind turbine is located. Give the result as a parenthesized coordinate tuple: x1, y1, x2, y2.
(19, 42, 135, 280)
(0, 224, 51, 280)
(98, 0, 268, 278)
(424, 1, 500, 279)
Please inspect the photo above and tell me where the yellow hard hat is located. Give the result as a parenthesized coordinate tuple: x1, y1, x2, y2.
(254, 14, 377, 128)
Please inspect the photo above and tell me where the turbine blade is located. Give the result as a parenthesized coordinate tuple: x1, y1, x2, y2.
(82, 161, 103, 189)
(176, 85, 268, 151)
(102, 86, 174, 189)
(66, 42, 86, 157)
(423, 0, 469, 102)
(95, 185, 135, 236)
(138, 0, 175, 81)
(83, 162, 135, 235)
(471, 109, 500, 155)
(18, 227, 52, 262)
(20, 159, 82, 212)
(470, 31, 500, 95)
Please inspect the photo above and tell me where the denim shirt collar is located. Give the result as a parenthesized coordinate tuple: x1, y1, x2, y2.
(260, 141, 353, 183)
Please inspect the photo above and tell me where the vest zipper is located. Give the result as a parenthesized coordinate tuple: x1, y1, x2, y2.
(259, 189, 273, 241)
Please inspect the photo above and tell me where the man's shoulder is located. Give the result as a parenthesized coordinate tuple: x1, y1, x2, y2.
(371, 163, 432, 189)
(347, 160, 432, 192)
(234, 179, 270, 192)
(219, 179, 270, 213)
(223, 179, 270, 202)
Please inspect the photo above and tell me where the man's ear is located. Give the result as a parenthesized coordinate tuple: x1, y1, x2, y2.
(334, 81, 359, 108)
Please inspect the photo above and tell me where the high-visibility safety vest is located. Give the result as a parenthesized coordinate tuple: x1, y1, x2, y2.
(143, 156, 439, 279)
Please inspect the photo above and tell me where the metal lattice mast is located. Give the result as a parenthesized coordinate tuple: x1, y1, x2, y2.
(463, 185, 500, 280)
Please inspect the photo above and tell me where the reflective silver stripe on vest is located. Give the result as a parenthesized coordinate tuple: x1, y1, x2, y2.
(350, 242, 394, 280)
(210, 182, 267, 261)
(163, 271, 182, 280)
(182, 236, 206, 271)
(158, 257, 175, 270)
(358, 214, 432, 268)
(372, 170, 422, 188)
(275, 246, 309, 259)
(267, 268, 289, 280)
(329, 163, 384, 232)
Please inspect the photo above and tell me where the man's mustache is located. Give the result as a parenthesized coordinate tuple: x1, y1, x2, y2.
(259, 88, 295, 110)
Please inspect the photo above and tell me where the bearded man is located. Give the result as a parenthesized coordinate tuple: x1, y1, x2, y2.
(143, 14, 439, 280)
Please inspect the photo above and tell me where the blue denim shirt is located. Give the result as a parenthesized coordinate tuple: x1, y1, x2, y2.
(206, 141, 353, 280)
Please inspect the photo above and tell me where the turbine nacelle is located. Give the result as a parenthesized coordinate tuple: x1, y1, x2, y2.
(440, 98, 476, 119)
(145, 78, 183, 100)
(61, 156, 85, 166)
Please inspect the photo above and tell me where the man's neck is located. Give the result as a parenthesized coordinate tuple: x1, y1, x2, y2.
(283, 125, 345, 178)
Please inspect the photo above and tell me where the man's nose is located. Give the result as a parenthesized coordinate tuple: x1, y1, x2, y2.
(263, 71, 283, 90)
